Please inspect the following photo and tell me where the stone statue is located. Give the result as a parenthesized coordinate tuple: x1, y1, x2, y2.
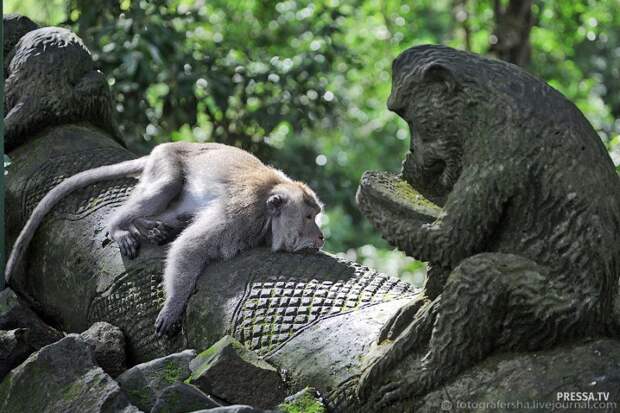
(3, 14, 38, 68)
(356, 45, 620, 409)
(4, 17, 620, 412)
(4, 25, 123, 152)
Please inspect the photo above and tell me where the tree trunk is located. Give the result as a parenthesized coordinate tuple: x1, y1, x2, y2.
(490, 0, 534, 66)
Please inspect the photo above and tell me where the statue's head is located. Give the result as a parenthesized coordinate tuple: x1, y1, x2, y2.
(4, 27, 122, 151)
(387, 45, 476, 206)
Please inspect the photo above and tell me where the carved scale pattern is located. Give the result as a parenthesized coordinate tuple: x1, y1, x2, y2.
(20, 147, 135, 225)
(87, 259, 185, 361)
(232, 264, 417, 357)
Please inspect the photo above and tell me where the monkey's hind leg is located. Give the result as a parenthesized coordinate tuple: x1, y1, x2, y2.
(108, 144, 183, 257)
(131, 217, 178, 245)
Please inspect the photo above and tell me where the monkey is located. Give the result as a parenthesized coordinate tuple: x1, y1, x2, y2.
(6, 142, 325, 336)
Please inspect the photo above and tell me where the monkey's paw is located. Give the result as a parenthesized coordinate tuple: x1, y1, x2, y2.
(111, 229, 140, 259)
(132, 218, 174, 245)
(155, 305, 183, 337)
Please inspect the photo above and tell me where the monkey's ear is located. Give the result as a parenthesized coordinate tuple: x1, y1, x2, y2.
(422, 63, 458, 93)
(267, 193, 288, 216)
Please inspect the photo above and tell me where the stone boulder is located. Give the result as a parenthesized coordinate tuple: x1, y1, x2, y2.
(0, 288, 65, 379)
(0, 335, 138, 412)
(80, 321, 127, 377)
(189, 407, 271, 413)
(0, 288, 64, 349)
(0, 328, 31, 379)
(188, 336, 287, 409)
(151, 382, 221, 413)
(116, 349, 196, 411)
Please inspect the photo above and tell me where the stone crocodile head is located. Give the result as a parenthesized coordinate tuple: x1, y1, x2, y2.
(4, 27, 123, 152)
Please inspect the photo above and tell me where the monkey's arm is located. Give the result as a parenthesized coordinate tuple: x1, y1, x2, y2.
(155, 206, 237, 336)
(386, 163, 515, 269)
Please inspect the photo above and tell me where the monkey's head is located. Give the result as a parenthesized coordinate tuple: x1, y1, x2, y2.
(267, 182, 324, 253)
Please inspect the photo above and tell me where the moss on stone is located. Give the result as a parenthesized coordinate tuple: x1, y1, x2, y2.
(393, 179, 440, 212)
(162, 360, 183, 384)
(126, 387, 151, 408)
(278, 389, 326, 413)
(62, 380, 84, 401)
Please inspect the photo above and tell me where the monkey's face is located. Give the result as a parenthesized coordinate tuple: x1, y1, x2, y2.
(267, 183, 324, 253)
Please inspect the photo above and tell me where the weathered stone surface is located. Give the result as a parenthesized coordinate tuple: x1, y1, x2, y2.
(189, 406, 270, 413)
(355, 44, 620, 410)
(80, 321, 127, 378)
(3, 14, 38, 61)
(151, 382, 221, 413)
(188, 336, 287, 409)
(0, 335, 138, 412)
(116, 349, 196, 411)
(0, 328, 31, 379)
(416, 339, 620, 412)
(0, 288, 64, 351)
(279, 387, 326, 413)
(5, 26, 123, 152)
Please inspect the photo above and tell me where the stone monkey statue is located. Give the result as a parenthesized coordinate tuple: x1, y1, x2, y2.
(357, 45, 620, 409)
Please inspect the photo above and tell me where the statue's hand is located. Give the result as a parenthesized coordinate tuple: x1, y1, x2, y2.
(358, 299, 437, 403)
(378, 298, 426, 343)
(155, 302, 183, 336)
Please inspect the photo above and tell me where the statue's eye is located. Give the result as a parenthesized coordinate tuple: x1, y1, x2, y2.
(306, 214, 313, 220)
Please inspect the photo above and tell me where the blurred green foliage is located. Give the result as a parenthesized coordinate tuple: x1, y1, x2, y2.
(5, 0, 620, 285)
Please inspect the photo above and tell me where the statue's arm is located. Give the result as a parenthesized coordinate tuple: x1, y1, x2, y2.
(393, 163, 514, 268)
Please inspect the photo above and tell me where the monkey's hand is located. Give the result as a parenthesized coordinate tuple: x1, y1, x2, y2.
(155, 303, 183, 336)
(110, 229, 140, 259)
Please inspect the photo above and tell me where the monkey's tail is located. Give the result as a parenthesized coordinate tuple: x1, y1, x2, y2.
(5, 157, 148, 284)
